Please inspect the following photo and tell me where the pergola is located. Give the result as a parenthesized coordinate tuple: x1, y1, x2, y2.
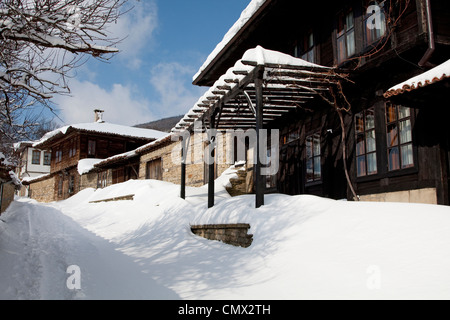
(172, 46, 346, 209)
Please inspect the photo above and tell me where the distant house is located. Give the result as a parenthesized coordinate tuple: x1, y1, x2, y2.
(14, 141, 51, 197)
(24, 111, 167, 202)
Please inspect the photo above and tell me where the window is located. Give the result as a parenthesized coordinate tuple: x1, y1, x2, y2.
(69, 139, 77, 158)
(55, 149, 62, 163)
(68, 175, 75, 195)
(282, 128, 300, 145)
(306, 133, 322, 182)
(146, 158, 162, 180)
(356, 108, 378, 177)
(32, 150, 41, 165)
(336, 8, 356, 64)
(43, 152, 51, 166)
(386, 104, 414, 171)
(364, 0, 387, 46)
(295, 31, 316, 63)
(97, 171, 108, 188)
(88, 140, 96, 157)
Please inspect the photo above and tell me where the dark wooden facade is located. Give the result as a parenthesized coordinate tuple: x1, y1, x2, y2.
(35, 128, 154, 201)
(194, 0, 450, 205)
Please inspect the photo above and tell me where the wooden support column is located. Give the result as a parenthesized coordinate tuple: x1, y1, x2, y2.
(180, 132, 191, 200)
(208, 110, 217, 208)
(255, 67, 265, 208)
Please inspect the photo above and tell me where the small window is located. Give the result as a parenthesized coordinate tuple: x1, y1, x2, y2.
(55, 149, 62, 163)
(43, 152, 51, 166)
(306, 133, 322, 182)
(295, 31, 316, 63)
(356, 108, 378, 177)
(32, 150, 41, 165)
(265, 148, 277, 189)
(386, 104, 414, 171)
(282, 128, 300, 145)
(68, 175, 75, 194)
(364, 0, 387, 46)
(336, 8, 356, 64)
(97, 171, 108, 189)
(88, 140, 96, 157)
(69, 139, 77, 158)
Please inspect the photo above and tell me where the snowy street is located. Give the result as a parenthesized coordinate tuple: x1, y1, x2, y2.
(1, 178, 450, 300)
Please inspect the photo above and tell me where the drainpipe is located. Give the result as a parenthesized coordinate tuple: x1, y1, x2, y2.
(418, 0, 435, 67)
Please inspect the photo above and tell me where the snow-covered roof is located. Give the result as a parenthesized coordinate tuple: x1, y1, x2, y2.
(174, 46, 337, 133)
(193, 0, 269, 83)
(33, 122, 168, 148)
(384, 59, 450, 98)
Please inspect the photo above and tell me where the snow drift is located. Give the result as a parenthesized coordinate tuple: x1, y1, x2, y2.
(1, 176, 450, 300)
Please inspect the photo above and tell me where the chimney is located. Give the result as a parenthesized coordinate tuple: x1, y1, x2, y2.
(94, 109, 105, 123)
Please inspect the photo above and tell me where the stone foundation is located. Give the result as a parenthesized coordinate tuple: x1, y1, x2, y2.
(191, 224, 253, 248)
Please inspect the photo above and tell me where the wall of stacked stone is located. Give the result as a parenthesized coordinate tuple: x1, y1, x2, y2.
(190, 224, 253, 248)
(139, 133, 235, 188)
(28, 175, 56, 203)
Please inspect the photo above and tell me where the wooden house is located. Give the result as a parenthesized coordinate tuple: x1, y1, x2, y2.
(174, 0, 450, 206)
(25, 112, 167, 202)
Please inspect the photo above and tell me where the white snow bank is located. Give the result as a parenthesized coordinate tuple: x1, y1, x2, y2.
(1, 174, 450, 299)
(77, 159, 103, 175)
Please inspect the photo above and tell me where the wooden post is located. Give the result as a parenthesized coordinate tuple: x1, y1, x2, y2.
(180, 132, 190, 200)
(208, 111, 217, 208)
(255, 67, 265, 208)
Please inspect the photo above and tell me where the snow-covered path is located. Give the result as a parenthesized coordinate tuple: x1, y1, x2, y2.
(0, 199, 178, 300)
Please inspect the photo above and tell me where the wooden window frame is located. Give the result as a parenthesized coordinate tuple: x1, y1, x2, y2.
(306, 132, 322, 183)
(355, 107, 378, 177)
(43, 152, 51, 166)
(32, 150, 41, 165)
(336, 7, 356, 64)
(363, 0, 387, 48)
(88, 139, 96, 157)
(385, 103, 414, 172)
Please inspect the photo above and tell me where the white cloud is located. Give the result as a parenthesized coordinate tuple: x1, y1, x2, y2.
(149, 62, 207, 117)
(108, 1, 159, 69)
(54, 79, 156, 126)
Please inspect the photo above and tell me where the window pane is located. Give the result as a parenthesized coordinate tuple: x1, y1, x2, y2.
(356, 134, 366, 156)
(387, 124, 398, 147)
(313, 134, 321, 156)
(400, 119, 412, 144)
(365, 109, 375, 130)
(386, 104, 397, 123)
(398, 106, 410, 119)
(314, 156, 322, 180)
(306, 158, 314, 182)
(355, 113, 364, 133)
(346, 11, 354, 30)
(366, 130, 376, 153)
(357, 155, 367, 177)
(346, 30, 355, 56)
(388, 147, 400, 171)
(337, 36, 346, 63)
(367, 152, 378, 175)
(401, 144, 414, 168)
(306, 136, 313, 159)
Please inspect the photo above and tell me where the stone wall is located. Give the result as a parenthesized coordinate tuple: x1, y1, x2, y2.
(28, 175, 56, 203)
(1, 183, 16, 214)
(190, 224, 253, 248)
(359, 188, 438, 204)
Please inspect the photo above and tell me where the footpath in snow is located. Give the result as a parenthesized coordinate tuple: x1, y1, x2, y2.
(1, 173, 450, 300)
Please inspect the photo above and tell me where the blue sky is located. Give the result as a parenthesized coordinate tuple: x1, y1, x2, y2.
(53, 0, 250, 126)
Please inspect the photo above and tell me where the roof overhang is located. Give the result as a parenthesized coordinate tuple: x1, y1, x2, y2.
(174, 46, 345, 133)
(384, 58, 450, 98)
